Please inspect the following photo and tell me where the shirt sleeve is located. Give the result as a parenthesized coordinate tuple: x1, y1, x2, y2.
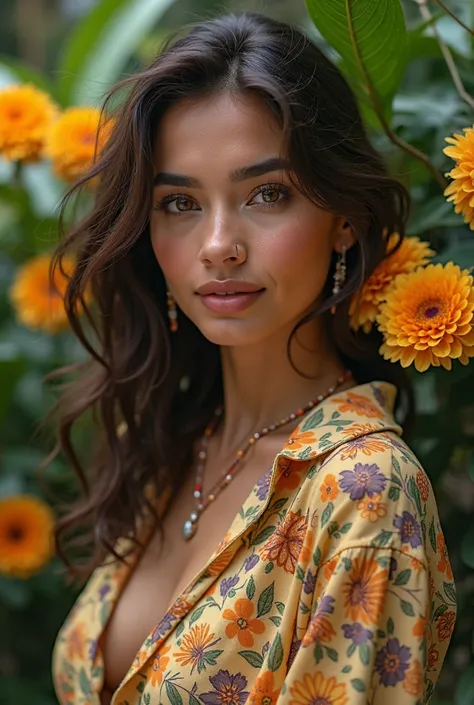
(277, 545, 430, 705)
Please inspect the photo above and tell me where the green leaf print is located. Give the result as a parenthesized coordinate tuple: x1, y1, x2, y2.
(372, 529, 392, 547)
(239, 650, 264, 668)
(166, 681, 184, 705)
(391, 453, 402, 477)
(268, 633, 284, 671)
(189, 605, 206, 626)
(351, 678, 366, 692)
(271, 498, 288, 512)
(301, 407, 323, 431)
(342, 665, 352, 674)
(257, 583, 275, 617)
(79, 668, 91, 696)
(144, 694, 151, 705)
(189, 693, 201, 705)
(359, 643, 371, 666)
(444, 581, 457, 604)
(347, 643, 356, 658)
(265, 562, 274, 574)
(408, 477, 422, 515)
(253, 526, 276, 545)
(296, 565, 305, 582)
(313, 547, 322, 567)
(433, 604, 448, 620)
(325, 646, 338, 662)
(203, 650, 224, 667)
(275, 601, 285, 615)
(400, 599, 415, 617)
(314, 643, 324, 664)
(387, 617, 395, 635)
(321, 502, 334, 528)
(394, 569, 412, 586)
(388, 486, 400, 501)
(176, 621, 185, 638)
(331, 411, 341, 419)
(270, 615, 282, 627)
(246, 575, 256, 600)
(429, 517, 437, 552)
(307, 464, 318, 479)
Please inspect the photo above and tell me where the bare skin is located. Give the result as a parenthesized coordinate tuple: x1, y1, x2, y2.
(100, 91, 355, 701)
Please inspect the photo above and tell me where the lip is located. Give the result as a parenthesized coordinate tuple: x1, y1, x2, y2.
(196, 279, 264, 296)
(197, 290, 264, 314)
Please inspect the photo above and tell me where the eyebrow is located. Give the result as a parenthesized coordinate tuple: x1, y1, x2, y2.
(153, 157, 291, 188)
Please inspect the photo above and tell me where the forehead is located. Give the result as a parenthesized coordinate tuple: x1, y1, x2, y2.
(153, 92, 285, 170)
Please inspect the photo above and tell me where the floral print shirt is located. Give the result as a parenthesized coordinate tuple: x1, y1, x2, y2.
(53, 382, 456, 705)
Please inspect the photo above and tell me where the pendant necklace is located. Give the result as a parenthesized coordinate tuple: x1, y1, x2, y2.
(182, 370, 352, 540)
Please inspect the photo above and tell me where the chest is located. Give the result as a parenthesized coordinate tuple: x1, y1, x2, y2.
(100, 441, 284, 694)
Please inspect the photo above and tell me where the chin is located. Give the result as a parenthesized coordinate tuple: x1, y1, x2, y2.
(196, 318, 271, 347)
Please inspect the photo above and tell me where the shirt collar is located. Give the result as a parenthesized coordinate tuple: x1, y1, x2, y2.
(278, 381, 402, 462)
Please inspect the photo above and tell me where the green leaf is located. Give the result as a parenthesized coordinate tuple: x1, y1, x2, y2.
(252, 526, 276, 545)
(387, 617, 395, 635)
(246, 575, 256, 601)
(268, 633, 284, 672)
(275, 601, 285, 615)
(321, 502, 334, 529)
(301, 407, 323, 431)
(388, 486, 400, 501)
(165, 682, 183, 705)
(433, 604, 448, 621)
(359, 643, 371, 665)
(305, 0, 407, 100)
(202, 650, 223, 667)
(394, 569, 412, 586)
(400, 599, 415, 617)
(189, 605, 206, 626)
(429, 518, 437, 553)
(296, 565, 305, 582)
(257, 583, 274, 618)
(79, 668, 91, 696)
(443, 581, 457, 604)
(325, 646, 339, 662)
(189, 693, 201, 705)
(0, 357, 26, 427)
(313, 546, 322, 567)
(269, 615, 282, 627)
(265, 561, 274, 574)
(239, 650, 264, 668)
(59, 0, 176, 104)
(351, 678, 366, 693)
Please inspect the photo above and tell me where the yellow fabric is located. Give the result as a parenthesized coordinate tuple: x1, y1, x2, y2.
(53, 382, 456, 705)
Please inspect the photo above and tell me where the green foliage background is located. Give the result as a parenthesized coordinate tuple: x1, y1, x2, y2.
(0, 0, 473, 703)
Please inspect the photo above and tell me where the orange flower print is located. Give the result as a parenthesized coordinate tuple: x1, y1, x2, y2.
(147, 644, 171, 687)
(428, 644, 439, 670)
(223, 598, 265, 647)
(323, 556, 338, 582)
(302, 614, 336, 646)
(356, 494, 387, 523)
(416, 468, 430, 502)
(259, 511, 307, 574)
(285, 430, 317, 451)
(332, 392, 383, 419)
(342, 423, 380, 439)
(339, 435, 388, 460)
(208, 545, 236, 576)
(174, 623, 220, 674)
(170, 596, 193, 619)
(319, 474, 339, 502)
(436, 609, 456, 642)
(66, 622, 86, 661)
(412, 617, 426, 638)
(343, 555, 388, 625)
(248, 671, 281, 705)
(403, 659, 424, 698)
(289, 671, 348, 705)
(437, 532, 454, 580)
(278, 458, 304, 491)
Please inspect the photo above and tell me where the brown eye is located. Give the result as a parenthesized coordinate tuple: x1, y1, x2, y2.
(175, 197, 194, 211)
(261, 188, 280, 203)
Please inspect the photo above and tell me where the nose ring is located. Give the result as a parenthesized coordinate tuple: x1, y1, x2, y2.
(234, 244, 239, 258)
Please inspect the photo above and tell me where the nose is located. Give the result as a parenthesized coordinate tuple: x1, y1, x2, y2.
(198, 212, 247, 267)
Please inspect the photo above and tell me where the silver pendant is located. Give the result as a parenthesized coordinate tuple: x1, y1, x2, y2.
(183, 518, 198, 540)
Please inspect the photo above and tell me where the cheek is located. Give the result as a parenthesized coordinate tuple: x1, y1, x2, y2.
(150, 230, 188, 284)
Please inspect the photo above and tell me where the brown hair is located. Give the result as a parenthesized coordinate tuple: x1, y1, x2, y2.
(48, 12, 412, 574)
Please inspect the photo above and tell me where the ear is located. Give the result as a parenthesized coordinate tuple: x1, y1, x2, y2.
(333, 216, 356, 254)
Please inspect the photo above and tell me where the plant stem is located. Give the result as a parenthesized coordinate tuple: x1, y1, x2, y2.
(345, 0, 447, 191)
(432, 0, 474, 37)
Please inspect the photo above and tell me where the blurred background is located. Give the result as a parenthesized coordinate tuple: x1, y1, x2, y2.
(0, 0, 473, 703)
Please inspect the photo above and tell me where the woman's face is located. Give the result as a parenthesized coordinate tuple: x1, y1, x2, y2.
(150, 92, 352, 346)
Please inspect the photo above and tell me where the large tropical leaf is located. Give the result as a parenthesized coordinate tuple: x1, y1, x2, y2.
(305, 0, 408, 102)
(59, 0, 176, 106)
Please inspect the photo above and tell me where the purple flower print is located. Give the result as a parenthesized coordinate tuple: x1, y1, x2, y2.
(375, 638, 411, 686)
(393, 511, 422, 549)
(303, 569, 316, 595)
(244, 553, 259, 572)
(262, 641, 271, 656)
(339, 463, 387, 500)
(342, 622, 373, 645)
(98, 583, 111, 601)
(220, 575, 239, 597)
(88, 638, 99, 662)
(200, 669, 249, 705)
(255, 471, 271, 501)
(317, 594, 335, 615)
(371, 384, 387, 409)
(151, 611, 175, 643)
(287, 637, 302, 669)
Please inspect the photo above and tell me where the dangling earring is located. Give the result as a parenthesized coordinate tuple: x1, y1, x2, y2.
(167, 290, 178, 332)
(331, 245, 347, 315)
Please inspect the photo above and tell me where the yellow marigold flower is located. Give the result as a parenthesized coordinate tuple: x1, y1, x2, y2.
(45, 106, 114, 181)
(377, 262, 474, 372)
(0, 495, 54, 578)
(9, 253, 75, 333)
(349, 234, 434, 333)
(444, 126, 474, 230)
(0, 83, 57, 162)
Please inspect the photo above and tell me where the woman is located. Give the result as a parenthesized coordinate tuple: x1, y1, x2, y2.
(51, 12, 456, 705)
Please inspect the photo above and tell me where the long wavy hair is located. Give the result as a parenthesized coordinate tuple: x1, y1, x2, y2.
(47, 12, 412, 574)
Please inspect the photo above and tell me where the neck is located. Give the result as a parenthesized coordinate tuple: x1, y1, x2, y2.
(216, 317, 349, 452)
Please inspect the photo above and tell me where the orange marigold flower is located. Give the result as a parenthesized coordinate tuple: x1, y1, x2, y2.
(444, 126, 474, 229)
(259, 510, 307, 574)
(319, 473, 339, 502)
(223, 597, 265, 647)
(289, 671, 348, 705)
(9, 253, 77, 333)
(248, 671, 281, 705)
(349, 234, 434, 332)
(302, 612, 336, 646)
(66, 622, 87, 662)
(174, 623, 219, 674)
(412, 617, 427, 638)
(0, 83, 57, 162)
(378, 263, 474, 372)
(343, 554, 388, 625)
(323, 556, 338, 581)
(46, 106, 114, 182)
(285, 429, 317, 451)
(0, 494, 54, 578)
(416, 468, 430, 502)
(332, 391, 383, 419)
(428, 644, 439, 670)
(403, 659, 424, 698)
(356, 493, 387, 523)
(436, 609, 456, 642)
(147, 644, 171, 687)
(437, 532, 454, 581)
